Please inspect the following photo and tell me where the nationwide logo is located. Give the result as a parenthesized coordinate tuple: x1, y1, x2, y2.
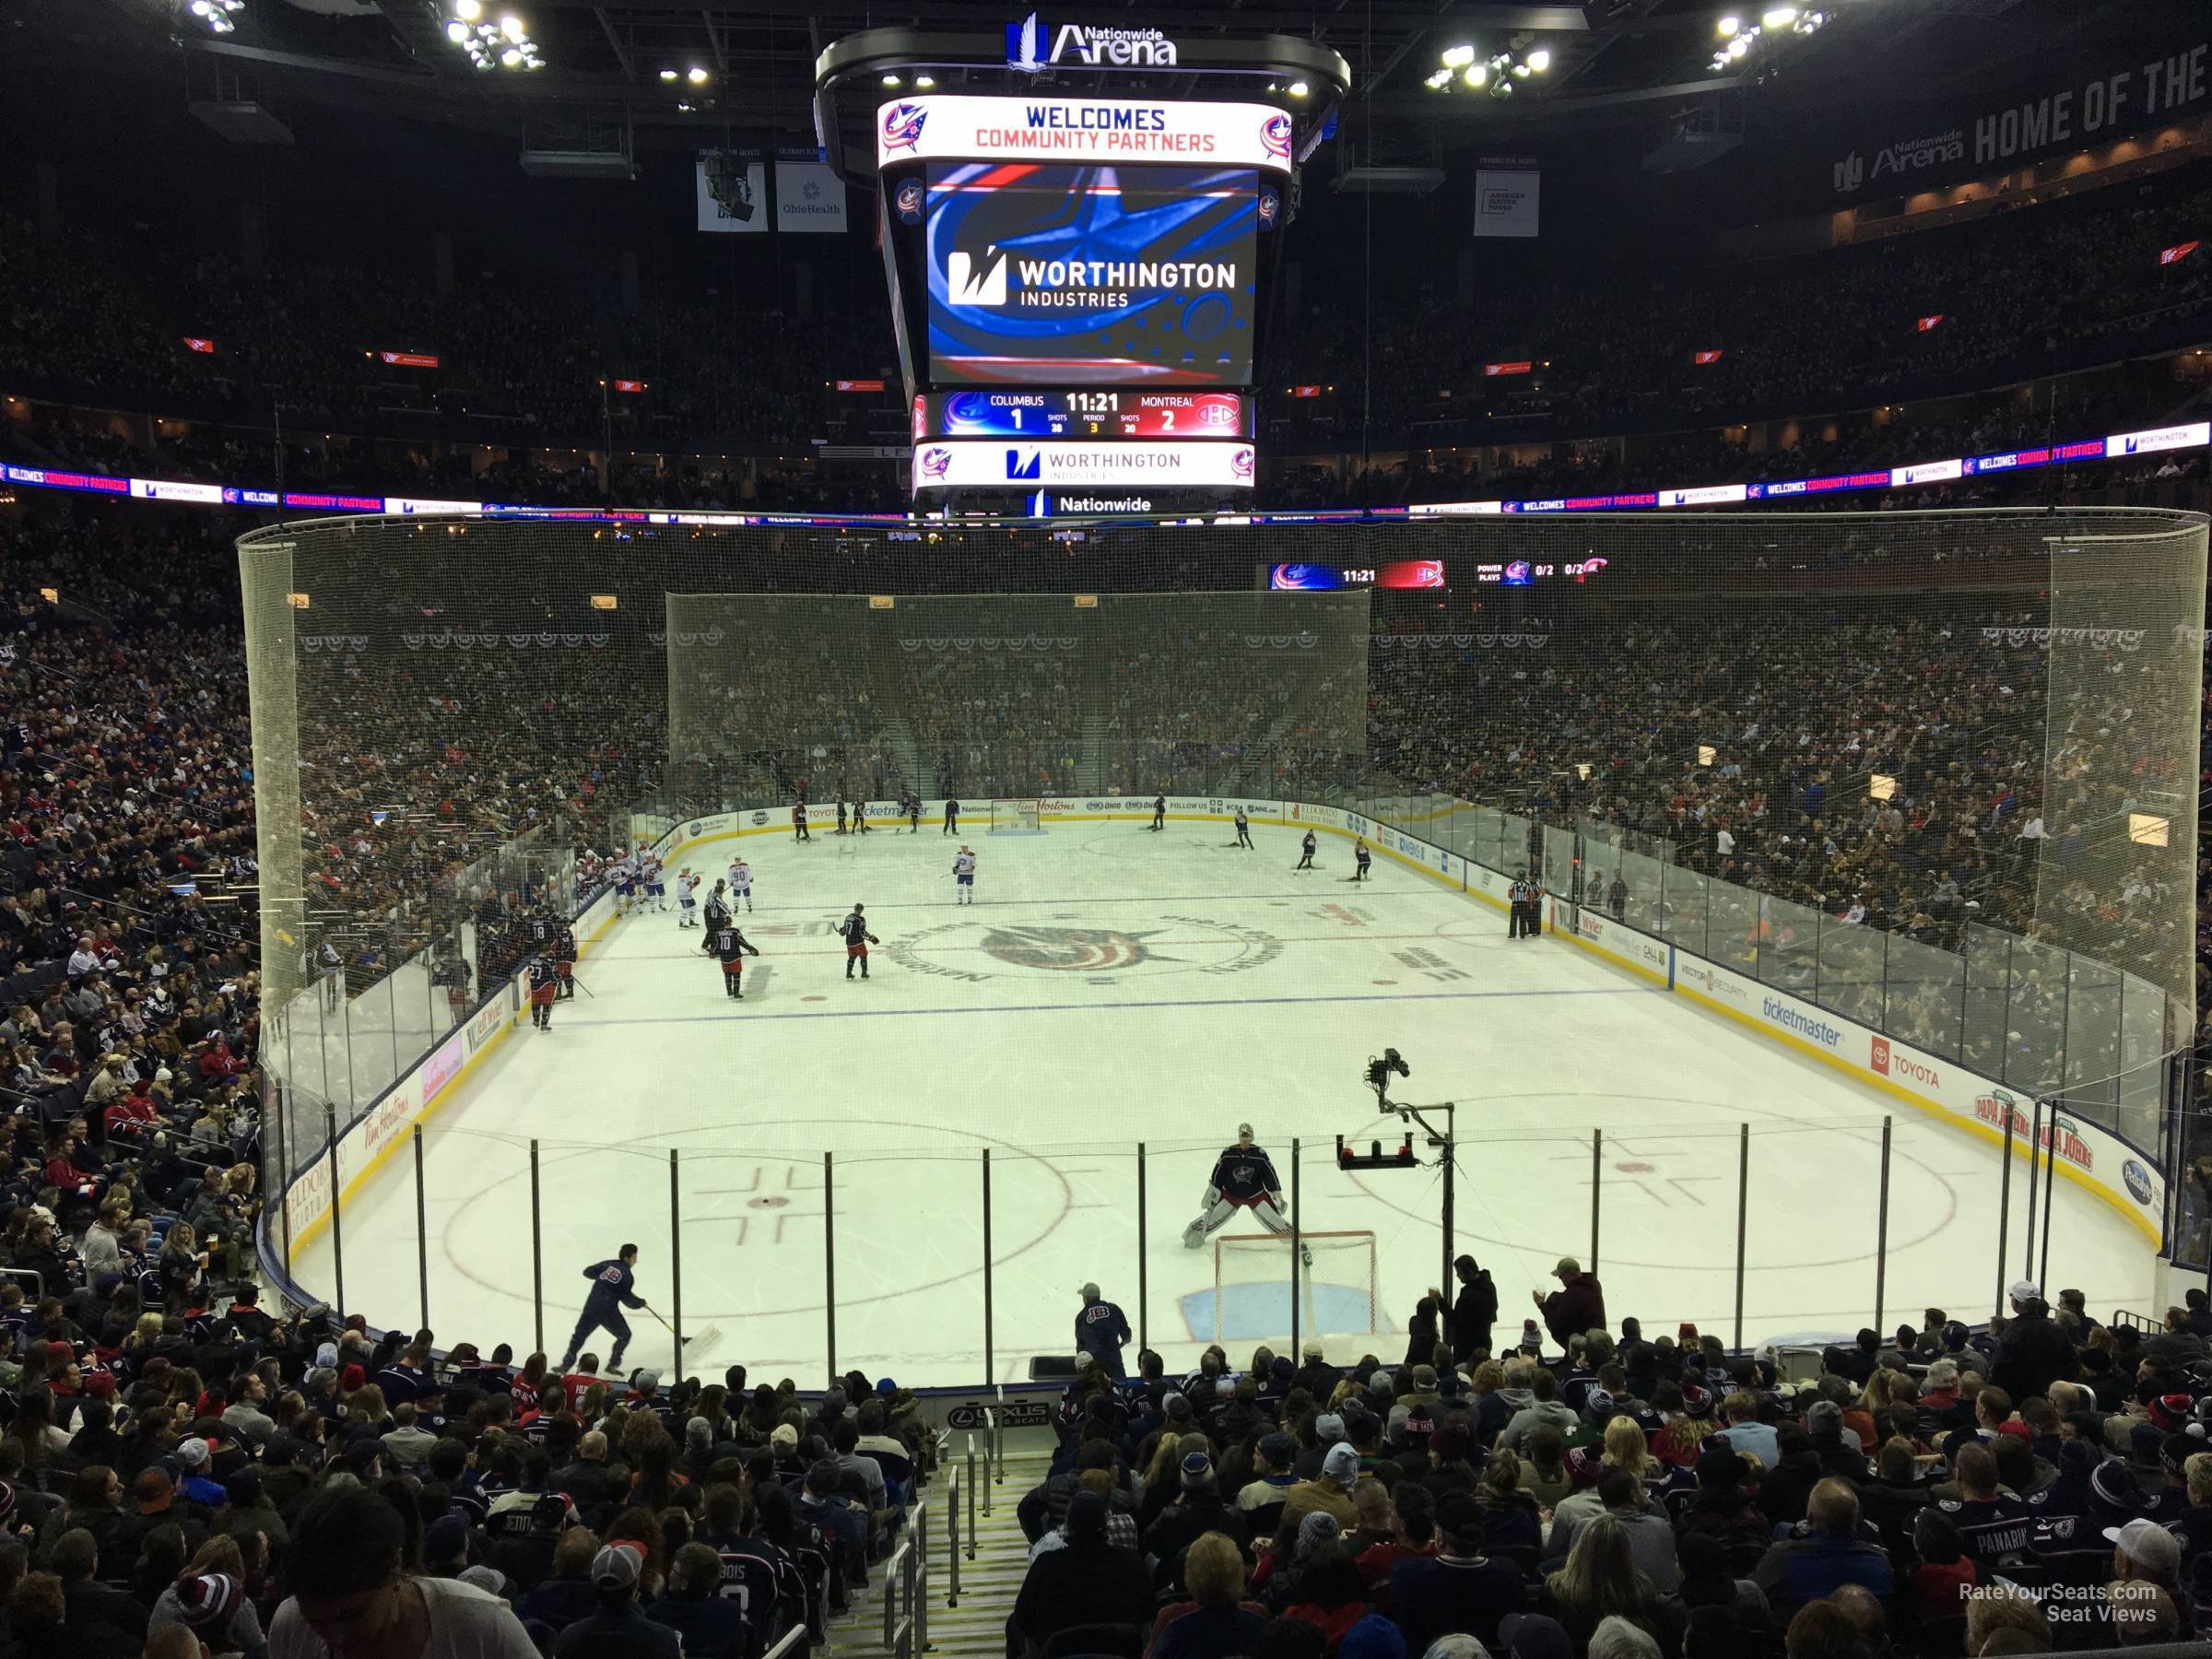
(947, 246, 1008, 306)
(688, 820, 705, 835)
(881, 101, 928, 154)
(1261, 111, 1294, 161)
(886, 913, 1278, 982)
(1008, 12, 1178, 72)
(918, 447, 953, 480)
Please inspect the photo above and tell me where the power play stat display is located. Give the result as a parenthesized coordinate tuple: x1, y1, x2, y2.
(1270, 562, 1446, 590)
(925, 161, 1259, 386)
(915, 389, 1252, 440)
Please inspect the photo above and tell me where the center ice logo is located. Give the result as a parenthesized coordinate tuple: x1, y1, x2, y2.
(886, 913, 1281, 982)
(983, 925, 1152, 971)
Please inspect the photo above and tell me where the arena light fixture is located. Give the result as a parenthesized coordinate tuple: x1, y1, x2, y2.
(658, 67, 677, 80)
(186, 0, 244, 35)
(915, 74, 936, 88)
(1462, 63, 1487, 88)
(687, 65, 709, 85)
(1761, 5, 1798, 24)
(881, 72, 901, 87)
(1525, 50, 1550, 72)
(1441, 43, 1476, 68)
(448, 5, 541, 71)
(454, 0, 479, 17)
(1288, 80, 1310, 97)
(1717, 14, 1739, 34)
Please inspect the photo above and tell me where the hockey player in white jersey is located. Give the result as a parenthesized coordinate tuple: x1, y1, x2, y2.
(641, 849, 667, 911)
(675, 868, 702, 926)
(727, 857, 754, 913)
(1183, 1123, 1310, 1266)
(951, 844, 977, 904)
(612, 852, 639, 914)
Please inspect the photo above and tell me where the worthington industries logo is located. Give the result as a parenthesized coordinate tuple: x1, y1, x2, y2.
(1008, 12, 1178, 72)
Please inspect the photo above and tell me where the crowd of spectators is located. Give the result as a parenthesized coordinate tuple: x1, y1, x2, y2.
(1008, 1272, 2212, 1659)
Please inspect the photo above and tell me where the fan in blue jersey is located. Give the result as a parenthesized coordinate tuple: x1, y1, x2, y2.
(1183, 1123, 1310, 1265)
(1076, 1281, 1132, 1379)
(560, 1243, 648, 1371)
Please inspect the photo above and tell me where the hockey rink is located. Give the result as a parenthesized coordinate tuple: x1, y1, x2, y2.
(288, 818, 2153, 1388)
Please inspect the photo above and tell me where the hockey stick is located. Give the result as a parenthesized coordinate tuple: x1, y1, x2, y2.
(645, 1304, 724, 1354)
(567, 974, 596, 1000)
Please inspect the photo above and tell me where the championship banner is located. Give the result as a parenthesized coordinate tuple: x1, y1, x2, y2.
(775, 158, 850, 234)
(697, 148, 768, 233)
(1473, 157, 1540, 240)
(876, 94, 1295, 173)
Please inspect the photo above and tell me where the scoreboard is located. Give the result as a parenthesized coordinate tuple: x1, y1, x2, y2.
(914, 390, 1253, 441)
(875, 91, 1291, 500)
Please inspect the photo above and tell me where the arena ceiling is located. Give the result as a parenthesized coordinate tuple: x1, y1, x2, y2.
(44, 0, 2115, 157)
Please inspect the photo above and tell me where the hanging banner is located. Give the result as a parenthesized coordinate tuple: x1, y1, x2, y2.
(1473, 156, 1540, 240)
(775, 158, 850, 234)
(697, 149, 768, 234)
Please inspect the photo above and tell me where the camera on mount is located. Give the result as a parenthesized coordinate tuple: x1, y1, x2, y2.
(1364, 1047, 1410, 1110)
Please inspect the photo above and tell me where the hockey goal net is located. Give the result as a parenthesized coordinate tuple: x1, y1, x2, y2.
(988, 798, 1045, 834)
(1212, 1230, 1377, 1345)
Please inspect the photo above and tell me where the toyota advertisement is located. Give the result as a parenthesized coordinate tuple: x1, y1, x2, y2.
(924, 160, 1259, 386)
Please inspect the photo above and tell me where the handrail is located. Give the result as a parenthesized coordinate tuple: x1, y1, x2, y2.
(761, 1619, 808, 1659)
(965, 1434, 978, 1557)
(980, 1408, 994, 1516)
(947, 1461, 962, 1605)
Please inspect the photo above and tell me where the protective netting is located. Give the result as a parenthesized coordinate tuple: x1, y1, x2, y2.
(239, 507, 2206, 1337)
(667, 588, 1371, 807)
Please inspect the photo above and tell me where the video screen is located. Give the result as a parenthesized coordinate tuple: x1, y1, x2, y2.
(924, 161, 1258, 387)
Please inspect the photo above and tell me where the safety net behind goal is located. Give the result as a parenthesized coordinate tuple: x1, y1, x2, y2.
(1211, 1230, 1379, 1347)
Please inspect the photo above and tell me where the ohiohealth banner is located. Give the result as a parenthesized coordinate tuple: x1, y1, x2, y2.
(776, 158, 850, 234)
(696, 149, 768, 233)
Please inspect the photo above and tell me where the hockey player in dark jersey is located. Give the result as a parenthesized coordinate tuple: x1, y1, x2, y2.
(1296, 830, 1317, 870)
(1150, 794, 1167, 831)
(793, 803, 811, 842)
(1350, 841, 1372, 881)
(836, 800, 849, 834)
(554, 923, 577, 999)
(560, 1244, 647, 1371)
(905, 791, 923, 832)
(702, 880, 732, 942)
(840, 904, 880, 980)
(525, 952, 560, 1030)
(712, 923, 761, 999)
(1183, 1122, 1310, 1265)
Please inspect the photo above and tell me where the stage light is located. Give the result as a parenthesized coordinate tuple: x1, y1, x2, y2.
(1490, 76, 1514, 96)
(881, 73, 901, 86)
(1288, 79, 1309, 96)
(1441, 43, 1476, 68)
(500, 14, 525, 41)
(500, 46, 520, 66)
(687, 65, 708, 83)
(1462, 63, 1487, 87)
(446, 18, 469, 42)
(1511, 61, 1530, 77)
(454, 0, 480, 18)
(1728, 36, 1750, 57)
(1717, 14, 1739, 34)
(1425, 68, 1453, 89)
(915, 74, 935, 88)
(1525, 49, 1550, 72)
(659, 67, 677, 80)
(1761, 5, 1797, 24)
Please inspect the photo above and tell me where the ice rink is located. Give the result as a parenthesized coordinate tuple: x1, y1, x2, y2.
(289, 816, 2150, 1387)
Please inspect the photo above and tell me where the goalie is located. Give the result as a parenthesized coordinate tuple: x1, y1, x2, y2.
(1183, 1123, 1311, 1266)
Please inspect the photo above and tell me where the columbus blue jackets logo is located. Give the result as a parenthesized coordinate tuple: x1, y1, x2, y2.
(1258, 187, 1280, 229)
(885, 913, 1280, 982)
(894, 178, 924, 224)
(881, 102, 928, 155)
(918, 446, 953, 480)
(1261, 112, 1293, 161)
(1231, 446, 1255, 481)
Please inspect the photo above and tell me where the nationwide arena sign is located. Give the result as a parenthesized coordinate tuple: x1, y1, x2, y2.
(876, 95, 1294, 172)
(1007, 13, 1179, 73)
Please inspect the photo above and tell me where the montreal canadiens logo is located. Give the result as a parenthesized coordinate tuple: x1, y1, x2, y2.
(881, 102, 927, 153)
(1195, 397, 1238, 429)
(1261, 112, 1293, 159)
(918, 446, 953, 479)
(1231, 446, 1255, 480)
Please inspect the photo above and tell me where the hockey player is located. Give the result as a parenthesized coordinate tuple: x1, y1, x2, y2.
(1295, 830, 1317, 870)
(1351, 840, 1372, 881)
(905, 791, 922, 833)
(729, 857, 754, 913)
(612, 851, 639, 913)
(854, 798, 872, 834)
(1183, 1124, 1310, 1266)
(676, 867, 701, 926)
(559, 1243, 647, 1371)
(840, 903, 880, 981)
(835, 800, 849, 835)
(641, 849, 667, 912)
(554, 922, 577, 1000)
(702, 880, 731, 941)
(317, 939, 344, 1010)
(1150, 794, 1167, 832)
(1076, 1282, 1133, 1380)
(793, 803, 811, 842)
(1508, 870, 1535, 938)
(944, 797, 960, 836)
(1234, 806, 1253, 850)
(951, 844, 978, 905)
(525, 951, 560, 1030)
(712, 921, 760, 999)
(434, 951, 472, 1025)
